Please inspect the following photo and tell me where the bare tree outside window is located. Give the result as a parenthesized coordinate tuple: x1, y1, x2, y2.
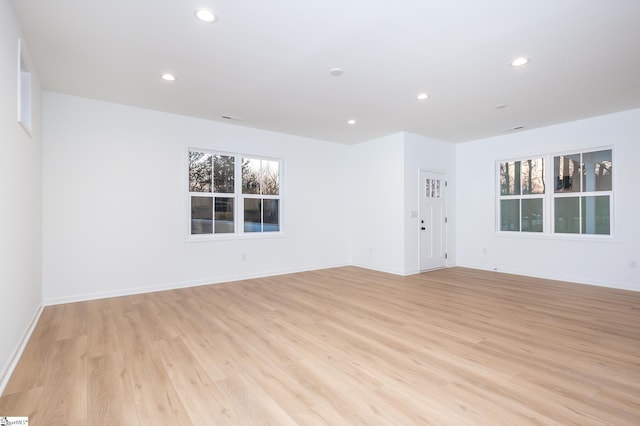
(189, 152, 212, 192)
(263, 160, 279, 195)
(242, 158, 261, 194)
(213, 155, 235, 194)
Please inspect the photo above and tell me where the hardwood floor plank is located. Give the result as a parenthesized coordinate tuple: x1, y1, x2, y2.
(55, 302, 88, 341)
(127, 353, 189, 425)
(215, 373, 297, 425)
(289, 403, 353, 425)
(88, 352, 139, 426)
(153, 337, 237, 424)
(179, 330, 245, 382)
(56, 336, 88, 424)
(87, 307, 120, 358)
(0, 387, 42, 419)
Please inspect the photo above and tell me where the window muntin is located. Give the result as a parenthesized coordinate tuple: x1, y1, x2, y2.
(498, 148, 613, 237)
(188, 149, 282, 237)
(242, 199, 279, 233)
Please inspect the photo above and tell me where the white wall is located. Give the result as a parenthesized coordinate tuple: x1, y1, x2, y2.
(42, 93, 350, 303)
(456, 109, 640, 291)
(0, 0, 43, 391)
(349, 133, 406, 274)
(403, 132, 456, 274)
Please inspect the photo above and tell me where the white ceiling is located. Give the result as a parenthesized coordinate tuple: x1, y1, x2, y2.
(11, 0, 640, 144)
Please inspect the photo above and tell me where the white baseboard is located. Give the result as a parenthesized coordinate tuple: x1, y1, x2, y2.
(349, 263, 455, 277)
(456, 262, 636, 291)
(349, 262, 408, 276)
(0, 303, 43, 396)
(43, 262, 351, 306)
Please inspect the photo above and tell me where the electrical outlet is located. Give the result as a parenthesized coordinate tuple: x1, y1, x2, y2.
(631, 259, 638, 269)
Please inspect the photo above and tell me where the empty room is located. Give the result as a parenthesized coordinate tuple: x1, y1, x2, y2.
(1, 0, 639, 424)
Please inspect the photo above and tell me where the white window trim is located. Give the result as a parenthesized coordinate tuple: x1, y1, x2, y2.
(496, 146, 615, 239)
(186, 147, 285, 241)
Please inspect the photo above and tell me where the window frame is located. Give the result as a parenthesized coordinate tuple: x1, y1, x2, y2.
(496, 146, 614, 239)
(186, 148, 284, 241)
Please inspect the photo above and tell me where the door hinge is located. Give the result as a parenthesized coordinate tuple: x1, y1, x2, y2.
(445, 253, 448, 259)
(445, 217, 448, 223)
(445, 181, 448, 187)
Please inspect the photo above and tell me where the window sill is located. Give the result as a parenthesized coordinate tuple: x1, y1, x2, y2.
(186, 231, 286, 243)
(495, 231, 617, 243)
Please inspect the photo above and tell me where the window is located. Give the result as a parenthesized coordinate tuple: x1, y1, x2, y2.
(553, 149, 612, 235)
(497, 148, 613, 237)
(188, 149, 282, 237)
(18, 39, 32, 136)
(498, 158, 545, 232)
(425, 178, 441, 198)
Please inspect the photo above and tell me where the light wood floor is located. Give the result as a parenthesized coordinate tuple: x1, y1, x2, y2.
(1, 267, 639, 425)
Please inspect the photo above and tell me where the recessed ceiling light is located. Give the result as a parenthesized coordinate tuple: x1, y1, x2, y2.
(330, 68, 344, 76)
(416, 93, 429, 101)
(495, 103, 507, 109)
(161, 73, 176, 81)
(194, 8, 216, 23)
(347, 119, 356, 125)
(511, 57, 529, 67)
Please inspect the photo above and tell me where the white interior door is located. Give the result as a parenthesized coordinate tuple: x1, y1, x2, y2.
(420, 171, 447, 271)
